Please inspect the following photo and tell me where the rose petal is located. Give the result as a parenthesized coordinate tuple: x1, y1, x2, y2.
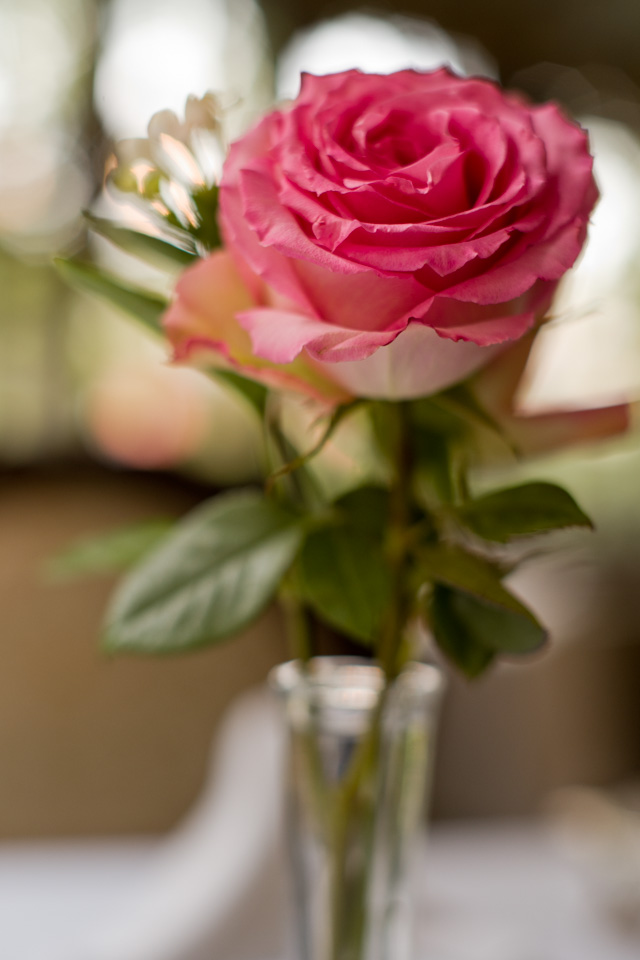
(316, 320, 502, 399)
(292, 258, 431, 331)
(239, 306, 405, 363)
(163, 252, 345, 401)
(422, 280, 556, 345)
(445, 220, 587, 304)
(506, 404, 630, 455)
(220, 166, 315, 311)
(164, 251, 255, 358)
(240, 166, 368, 276)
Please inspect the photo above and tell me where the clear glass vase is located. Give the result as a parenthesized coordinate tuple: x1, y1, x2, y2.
(270, 657, 444, 960)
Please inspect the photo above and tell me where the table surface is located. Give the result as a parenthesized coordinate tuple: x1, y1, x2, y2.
(0, 821, 637, 960)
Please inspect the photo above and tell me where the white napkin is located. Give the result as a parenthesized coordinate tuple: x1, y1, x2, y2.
(90, 687, 289, 960)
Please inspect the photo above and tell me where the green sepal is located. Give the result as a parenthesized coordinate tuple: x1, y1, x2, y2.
(433, 383, 514, 447)
(84, 212, 197, 267)
(192, 184, 222, 250)
(212, 370, 269, 418)
(103, 490, 305, 654)
(458, 481, 593, 543)
(54, 258, 167, 335)
(410, 395, 469, 440)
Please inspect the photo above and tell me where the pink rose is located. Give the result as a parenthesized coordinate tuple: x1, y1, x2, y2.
(167, 68, 598, 399)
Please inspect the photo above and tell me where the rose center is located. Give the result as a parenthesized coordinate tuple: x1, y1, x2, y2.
(358, 108, 437, 169)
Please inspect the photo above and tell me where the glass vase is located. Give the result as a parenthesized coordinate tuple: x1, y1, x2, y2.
(270, 657, 444, 960)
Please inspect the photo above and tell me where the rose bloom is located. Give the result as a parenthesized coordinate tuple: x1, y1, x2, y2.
(164, 68, 626, 441)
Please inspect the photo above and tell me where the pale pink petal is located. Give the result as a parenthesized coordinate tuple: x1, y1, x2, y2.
(469, 328, 631, 454)
(470, 329, 539, 413)
(507, 404, 630, 455)
(172, 336, 348, 402)
(316, 320, 503, 400)
(164, 251, 255, 357)
(163, 252, 346, 401)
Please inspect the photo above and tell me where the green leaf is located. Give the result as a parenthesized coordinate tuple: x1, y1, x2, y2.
(333, 485, 390, 538)
(84, 212, 197, 267)
(212, 369, 268, 418)
(54, 258, 167, 335)
(47, 519, 174, 579)
(418, 543, 547, 659)
(430, 586, 496, 678)
(459, 481, 593, 543)
(417, 543, 516, 606)
(296, 525, 392, 644)
(104, 490, 305, 654)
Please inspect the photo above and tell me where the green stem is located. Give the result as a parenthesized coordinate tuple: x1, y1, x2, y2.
(263, 393, 325, 513)
(320, 402, 417, 957)
(327, 697, 385, 960)
(378, 403, 413, 680)
(265, 400, 363, 495)
(281, 588, 312, 664)
(281, 593, 337, 854)
(263, 394, 306, 506)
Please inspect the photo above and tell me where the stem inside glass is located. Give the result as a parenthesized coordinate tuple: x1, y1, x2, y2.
(271, 657, 444, 960)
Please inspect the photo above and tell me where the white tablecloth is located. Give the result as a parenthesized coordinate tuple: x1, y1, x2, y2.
(0, 691, 637, 960)
(1, 826, 639, 959)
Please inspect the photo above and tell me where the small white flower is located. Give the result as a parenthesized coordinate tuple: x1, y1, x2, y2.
(109, 92, 226, 198)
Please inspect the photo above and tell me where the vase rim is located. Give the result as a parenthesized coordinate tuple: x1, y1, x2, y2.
(269, 656, 444, 711)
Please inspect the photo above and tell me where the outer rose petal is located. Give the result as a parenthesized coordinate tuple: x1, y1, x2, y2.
(162, 252, 348, 402)
(238, 307, 403, 363)
(470, 332, 630, 454)
(425, 279, 556, 345)
(315, 321, 503, 400)
(504, 406, 630, 455)
(220, 128, 316, 312)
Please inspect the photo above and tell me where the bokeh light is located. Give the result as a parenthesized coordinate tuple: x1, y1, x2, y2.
(95, 0, 271, 139)
(276, 11, 496, 100)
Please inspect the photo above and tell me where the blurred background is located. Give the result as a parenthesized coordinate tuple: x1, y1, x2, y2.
(3, 0, 640, 955)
